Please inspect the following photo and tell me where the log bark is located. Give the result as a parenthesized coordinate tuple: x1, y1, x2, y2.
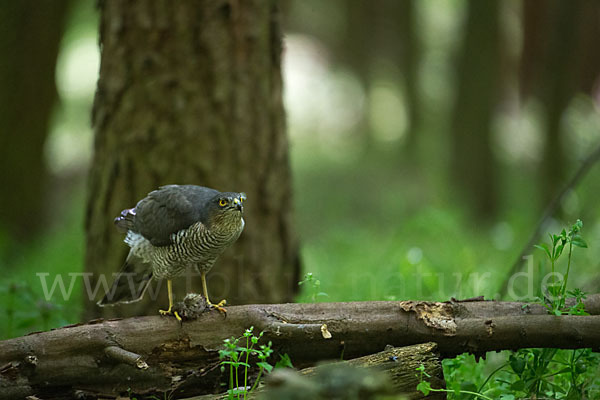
(195, 343, 446, 400)
(86, 0, 299, 321)
(294, 343, 446, 400)
(1, 296, 599, 399)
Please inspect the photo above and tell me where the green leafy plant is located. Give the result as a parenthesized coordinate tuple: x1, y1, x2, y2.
(488, 220, 596, 398)
(416, 363, 493, 399)
(534, 219, 587, 315)
(567, 288, 588, 316)
(274, 353, 294, 369)
(439, 349, 600, 399)
(500, 347, 600, 399)
(219, 326, 274, 399)
(298, 272, 328, 302)
(436, 219, 599, 399)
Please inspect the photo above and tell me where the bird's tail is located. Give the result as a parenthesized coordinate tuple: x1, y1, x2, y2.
(97, 253, 153, 306)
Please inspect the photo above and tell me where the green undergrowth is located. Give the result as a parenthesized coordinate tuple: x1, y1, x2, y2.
(293, 150, 600, 304)
(0, 191, 84, 339)
(433, 350, 600, 399)
(414, 220, 600, 399)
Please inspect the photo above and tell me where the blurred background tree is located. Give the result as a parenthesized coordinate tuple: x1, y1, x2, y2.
(520, 0, 600, 205)
(450, 0, 501, 220)
(0, 0, 71, 244)
(1, 0, 600, 339)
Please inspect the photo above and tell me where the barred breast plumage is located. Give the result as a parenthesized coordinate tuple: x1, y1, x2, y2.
(98, 185, 246, 317)
(126, 218, 245, 278)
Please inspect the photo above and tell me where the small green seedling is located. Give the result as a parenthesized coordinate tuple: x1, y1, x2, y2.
(298, 272, 328, 302)
(416, 363, 493, 399)
(534, 219, 588, 315)
(219, 326, 273, 400)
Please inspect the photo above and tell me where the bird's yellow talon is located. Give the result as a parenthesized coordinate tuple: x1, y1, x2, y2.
(215, 299, 227, 307)
(159, 308, 182, 321)
(208, 299, 227, 314)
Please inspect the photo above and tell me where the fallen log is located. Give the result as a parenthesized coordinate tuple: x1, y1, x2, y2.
(291, 342, 446, 400)
(1, 295, 599, 399)
(194, 343, 446, 400)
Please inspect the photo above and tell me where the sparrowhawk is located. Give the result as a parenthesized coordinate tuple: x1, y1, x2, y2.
(98, 184, 246, 319)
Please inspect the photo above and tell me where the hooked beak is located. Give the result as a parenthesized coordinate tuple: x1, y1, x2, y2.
(233, 198, 243, 212)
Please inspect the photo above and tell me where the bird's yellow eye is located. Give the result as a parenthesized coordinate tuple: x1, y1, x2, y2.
(219, 199, 227, 207)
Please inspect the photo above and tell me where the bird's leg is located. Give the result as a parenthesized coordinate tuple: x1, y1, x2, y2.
(201, 271, 227, 314)
(159, 280, 182, 321)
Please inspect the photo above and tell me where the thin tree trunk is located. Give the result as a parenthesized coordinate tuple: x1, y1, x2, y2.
(0, 0, 70, 243)
(341, 0, 421, 151)
(343, 0, 377, 150)
(396, 0, 421, 153)
(450, 0, 501, 220)
(520, 0, 590, 205)
(538, 1, 584, 204)
(575, 1, 600, 95)
(85, 0, 299, 320)
(519, 0, 549, 100)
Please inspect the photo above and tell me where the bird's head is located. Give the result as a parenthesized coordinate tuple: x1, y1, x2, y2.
(207, 192, 246, 228)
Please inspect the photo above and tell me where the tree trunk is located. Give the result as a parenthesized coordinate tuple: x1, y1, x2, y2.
(0, 0, 70, 243)
(2, 296, 599, 399)
(396, 0, 421, 154)
(575, 1, 600, 96)
(450, 0, 501, 220)
(340, 0, 421, 152)
(520, 0, 590, 205)
(342, 0, 378, 150)
(85, 0, 299, 320)
(519, 0, 549, 100)
(538, 1, 584, 204)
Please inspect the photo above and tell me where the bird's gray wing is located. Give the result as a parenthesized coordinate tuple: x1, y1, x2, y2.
(133, 185, 217, 246)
